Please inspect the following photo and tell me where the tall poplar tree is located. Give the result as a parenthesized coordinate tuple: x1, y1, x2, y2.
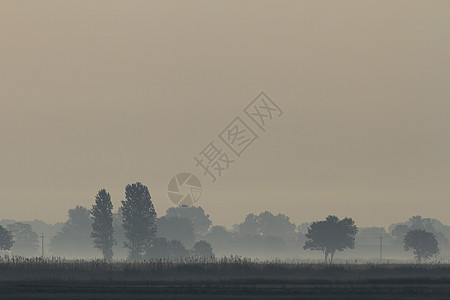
(121, 182, 157, 261)
(91, 189, 115, 261)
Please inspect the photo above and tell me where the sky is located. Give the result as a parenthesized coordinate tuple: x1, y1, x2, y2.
(1, 0, 449, 229)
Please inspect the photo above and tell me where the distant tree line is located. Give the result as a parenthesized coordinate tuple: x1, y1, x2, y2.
(0, 183, 443, 263)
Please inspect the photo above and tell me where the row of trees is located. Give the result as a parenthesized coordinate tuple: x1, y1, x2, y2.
(0, 182, 214, 261)
(0, 183, 442, 262)
(0, 223, 38, 255)
(0, 209, 438, 263)
(302, 215, 439, 263)
(89, 182, 159, 261)
(76, 182, 214, 261)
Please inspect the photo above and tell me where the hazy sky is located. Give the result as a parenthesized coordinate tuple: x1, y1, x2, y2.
(1, 0, 449, 229)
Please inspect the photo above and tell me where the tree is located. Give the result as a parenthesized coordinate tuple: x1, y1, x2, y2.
(7, 222, 39, 256)
(167, 240, 189, 259)
(408, 216, 448, 246)
(192, 240, 214, 260)
(166, 206, 211, 239)
(404, 229, 439, 262)
(409, 216, 435, 231)
(0, 225, 14, 252)
(121, 182, 157, 261)
(237, 211, 300, 256)
(238, 211, 297, 241)
(144, 238, 189, 260)
(156, 216, 195, 248)
(50, 206, 94, 258)
(304, 215, 358, 264)
(205, 226, 234, 256)
(91, 189, 115, 261)
(145, 237, 171, 260)
(237, 214, 259, 236)
(392, 224, 410, 242)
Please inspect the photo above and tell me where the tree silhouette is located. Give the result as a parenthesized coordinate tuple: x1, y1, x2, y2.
(192, 240, 214, 260)
(145, 238, 190, 260)
(121, 182, 157, 261)
(91, 189, 115, 261)
(156, 216, 195, 248)
(391, 224, 410, 243)
(238, 211, 297, 242)
(50, 206, 94, 257)
(304, 215, 358, 264)
(145, 237, 171, 260)
(408, 216, 448, 247)
(404, 229, 439, 262)
(167, 240, 189, 259)
(7, 222, 39, 256)
(0, 225, 14, 251)
(205, 226, 234, 257)
(166, 206, 211, 239)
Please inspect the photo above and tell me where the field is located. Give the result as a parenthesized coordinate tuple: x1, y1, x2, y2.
(1, 256, 450, 299)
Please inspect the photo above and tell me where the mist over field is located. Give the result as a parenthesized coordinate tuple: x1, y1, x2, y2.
(1, 204, 450, 264)
(1, 0, 449, 298)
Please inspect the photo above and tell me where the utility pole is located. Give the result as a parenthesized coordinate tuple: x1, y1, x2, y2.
(40, 233, 44, 258)
(379, 235, 383, 262)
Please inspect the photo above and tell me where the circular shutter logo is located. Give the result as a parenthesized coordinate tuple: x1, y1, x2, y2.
(167, 173, 202, 206)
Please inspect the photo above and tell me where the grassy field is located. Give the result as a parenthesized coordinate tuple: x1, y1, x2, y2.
(1, 256, 450, 299)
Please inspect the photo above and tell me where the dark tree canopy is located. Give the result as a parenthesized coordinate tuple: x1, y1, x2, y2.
(409, 216, 435, 231)
(0, 225, 14, 251)
(121, 182, 157, 261)
(304, 215, 358, 264)
(91, 189, 115, 261)
(144, 238, 189, 260)
(166, 206, 211, 238)
(7, 222, 39, 256)
(404, 229, 439, 262)
(145, 237, 171, 260)
(408, 216, 448, 246)
(167, 240, 189, 259)
(238, 211, 297, 241)
(192, 240, 214, 260)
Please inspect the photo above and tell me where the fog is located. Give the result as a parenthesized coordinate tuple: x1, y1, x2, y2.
(1, 1, 449, 230)
(1, 201, 449, 263)
(2, 2, 450, 298)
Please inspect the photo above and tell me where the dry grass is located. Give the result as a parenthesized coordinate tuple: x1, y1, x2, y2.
(0, 255, 449, 283)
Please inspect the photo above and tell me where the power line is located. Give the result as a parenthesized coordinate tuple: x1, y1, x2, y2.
(40, 233, 44, 258)
(379, 235, 383, 262)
